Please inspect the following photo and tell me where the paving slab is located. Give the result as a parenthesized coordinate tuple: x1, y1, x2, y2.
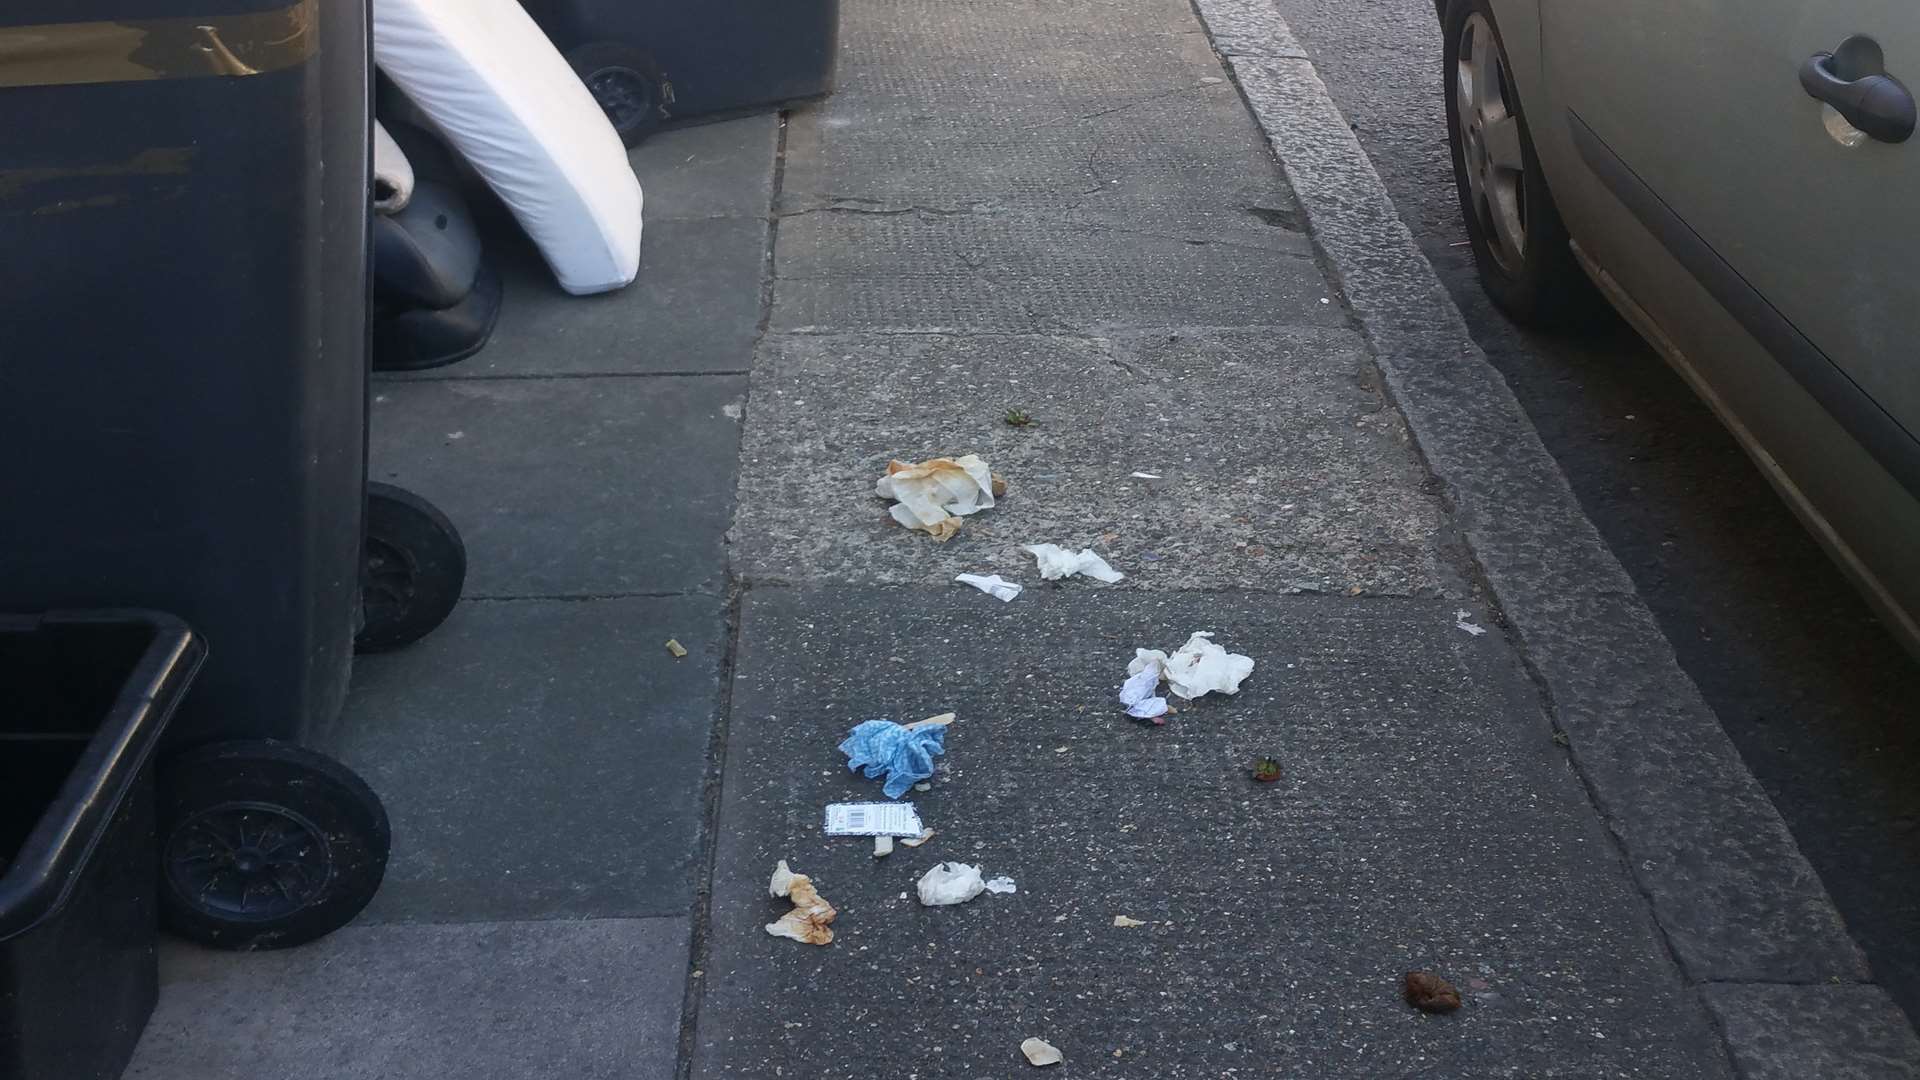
(692, 587, 1732, 1079)
(408, 216, 767, 378)
(770, 188, 1340, 335)
(331, 596, 725, 923)
(734, 328, 1449, 593)
(780, 89, 1303, 240)
(369, 376, 745, 597)
(818, 0, 1248, 114)
(631, 114, 781, 221)
(129, 918, 688, 1080)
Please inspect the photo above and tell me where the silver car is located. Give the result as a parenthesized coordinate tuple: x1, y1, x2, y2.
(1438, 0, 1920, 657)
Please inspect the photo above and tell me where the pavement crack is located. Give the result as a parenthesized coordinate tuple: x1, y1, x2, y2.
(776, 198, 995, 220)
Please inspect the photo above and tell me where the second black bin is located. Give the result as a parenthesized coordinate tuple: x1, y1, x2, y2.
(522, 0, 841, 144)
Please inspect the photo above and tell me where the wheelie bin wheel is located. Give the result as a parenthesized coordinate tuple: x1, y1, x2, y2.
(158, 740, 391, 950)
(356, 481, 466, 653)
(567, 42, 667, 147)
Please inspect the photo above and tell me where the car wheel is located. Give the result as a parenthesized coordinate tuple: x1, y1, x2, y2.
(1443, 0, 1597, 328)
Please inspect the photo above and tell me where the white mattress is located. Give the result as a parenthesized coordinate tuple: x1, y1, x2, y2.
(372, 0, 642, 295)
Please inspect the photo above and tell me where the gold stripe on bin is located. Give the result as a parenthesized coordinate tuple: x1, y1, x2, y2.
(0, 0, 315, 88)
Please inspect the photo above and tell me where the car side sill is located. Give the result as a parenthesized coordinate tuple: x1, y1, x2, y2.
(1567, 110, 1920, 503)
(1571, 238, 1920, 658)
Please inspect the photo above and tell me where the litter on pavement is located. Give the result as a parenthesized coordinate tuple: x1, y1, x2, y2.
(984, 875, 1018, 894)
(1112, 915, 1146, 928)
(1128, 632, 1254, 701)
(1403, 971, 1463, 1013)
(765, 861, 836, 945)
(1118, 667, 1169, 722)
(917, 862, 988, 906)
(876, 455, 997, 541)
(955, 573, 1023, 601)
(1025, 543, 1125, 583)
(1454, 609, 1488, 636)
(874, 836, 894, 857)
(823, 801, 925, 836)
(901, 828, 935, 847)
(1021, 1038, 1064, 1066)
(840, 719, 948, 798)
(664, 638, 688, 657)
(1253, 756, 1282, 782)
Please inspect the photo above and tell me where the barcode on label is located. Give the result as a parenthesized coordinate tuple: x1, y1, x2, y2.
(823, 801, 924, 836)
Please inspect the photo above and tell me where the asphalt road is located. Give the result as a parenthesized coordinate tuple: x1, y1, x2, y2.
(1263, 0, 1920, 1025)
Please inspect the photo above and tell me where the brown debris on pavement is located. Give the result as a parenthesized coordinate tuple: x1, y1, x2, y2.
(1403, 971, 1463, 1013)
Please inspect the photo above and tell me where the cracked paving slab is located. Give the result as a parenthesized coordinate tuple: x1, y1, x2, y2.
(733, 329, 1452, 594)
(770, 211, 1340, 333)
(770, 0, 1338, 331)
(779, 86, 1302, 240)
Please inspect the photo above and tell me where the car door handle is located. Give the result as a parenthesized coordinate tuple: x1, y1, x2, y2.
(1800, 42, 1915, 143)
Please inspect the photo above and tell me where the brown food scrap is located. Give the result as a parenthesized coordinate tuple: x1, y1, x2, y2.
(991, 474, 1009, 499)
(765, 860, 837, 946)
(1403, 971, 1462, 1013)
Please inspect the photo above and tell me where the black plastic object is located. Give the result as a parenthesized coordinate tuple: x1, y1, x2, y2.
(374, 263, 504, 371)
(521, 0, 840, 141)
(158, 740, 390, 950)
(0, 612, 205, 1080)
(1801, 36, 1915, 144)
(358, 482, 471, 653)
(0, 0, 373, 749)
(372, 180, 503, 372)
(375, 182, 484, 310)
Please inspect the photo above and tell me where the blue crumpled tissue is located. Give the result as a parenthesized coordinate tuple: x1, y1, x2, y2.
(839, 719, 947, 799)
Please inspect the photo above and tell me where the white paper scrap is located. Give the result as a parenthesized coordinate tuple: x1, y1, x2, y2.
(1454, 610, 1488, 636)
(955, 573, 1023, 602)
(985, 876, 1018, 895)
(1025, 543, 1124, 583)
(1127, 632, 1254, 700)
(824, 802, 925, 837)
(1118, 667, 1169, 720)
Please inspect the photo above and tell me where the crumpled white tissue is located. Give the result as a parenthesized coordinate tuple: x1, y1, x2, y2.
(955, 573, 1023, 602)
(917, 862, 987, 906)
(876, 456, 995, 541)
(1127, 632, 1255, 701)
(1118, 667, 1168, 719)
(984, 876, 1018, 895)
(1025, 543, 1124, 583)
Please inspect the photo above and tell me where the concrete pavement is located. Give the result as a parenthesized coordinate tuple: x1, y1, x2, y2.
(695, 0, 1748, 1075)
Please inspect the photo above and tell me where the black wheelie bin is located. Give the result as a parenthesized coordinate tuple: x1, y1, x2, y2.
(520, 0, 841, 145)
(0, 0, 465, 952)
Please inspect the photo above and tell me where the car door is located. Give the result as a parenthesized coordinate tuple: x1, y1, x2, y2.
(1545, 0, 1920, 498)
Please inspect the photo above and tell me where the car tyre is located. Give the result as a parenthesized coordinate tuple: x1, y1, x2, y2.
(1443, 0, 1599, 329)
